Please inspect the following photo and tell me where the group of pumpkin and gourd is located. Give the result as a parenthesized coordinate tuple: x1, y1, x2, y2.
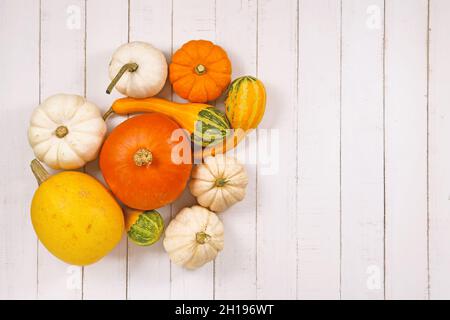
(28, 40, 265, 270)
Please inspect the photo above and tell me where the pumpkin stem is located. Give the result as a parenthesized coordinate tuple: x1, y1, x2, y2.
(134, 148, 153, 166)
(215, 178, 228, 187)
(106, 62, 139, 94)
(102, 108, 114, 120)
(55, 125, 69, 138)
(196, 231, 211, 244)
(194, 64, 207, 75)
(30, 159, 50, 185)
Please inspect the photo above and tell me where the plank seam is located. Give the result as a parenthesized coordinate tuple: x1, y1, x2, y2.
(339, 0, 343, 301)
(81, 0, 87, 300)
(426, 0, 431, 300)
(37, 0, 42, 299)
(382, 0, 386, 301)
(126, 0, 131, 301)
(295, 0, 300, 300)
(255, 0, 259, 300)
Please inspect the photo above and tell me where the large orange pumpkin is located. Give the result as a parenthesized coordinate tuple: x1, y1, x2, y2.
(99, 113, 192, 210)
(169, 40, 232, 103)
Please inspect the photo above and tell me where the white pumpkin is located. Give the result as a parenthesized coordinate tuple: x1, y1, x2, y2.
(28, 94, 107, 170)
(189, 155, 248, 212)
(163, 205, 224, 270)
(107, 41, 168, 98)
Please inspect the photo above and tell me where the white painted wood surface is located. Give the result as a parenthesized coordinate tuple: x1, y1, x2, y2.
(257, 0, 298, 299)
(0, 0, 39, 300)
(429, 0, 450, 300)
(384, 0, 428, 300)
(297, 0, 341, 300)
(1, 0, 450, 300)
(341, 0, 385, 300)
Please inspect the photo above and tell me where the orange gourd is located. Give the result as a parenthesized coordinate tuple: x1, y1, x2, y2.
(169, 40, 232, 103)
(99, 113, 192, 210)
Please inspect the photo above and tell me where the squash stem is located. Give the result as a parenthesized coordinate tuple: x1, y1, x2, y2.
(106, 62, 139, 94)
(196, 231, 211, 244)
(194, 64, 206, 75)
(102, 108, 114, 120)
(30, 159, 50, 185)
(215, 178, 228, 187)
(134, 148, 153, 166)
(55, 125, 69, 138)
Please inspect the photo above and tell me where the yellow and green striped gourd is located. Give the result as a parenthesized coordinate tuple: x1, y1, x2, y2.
(225, 76, 266, 130)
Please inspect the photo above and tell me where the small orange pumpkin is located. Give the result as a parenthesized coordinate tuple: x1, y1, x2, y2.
(169, 40, 232, 103)
(99, 113, 192, 210)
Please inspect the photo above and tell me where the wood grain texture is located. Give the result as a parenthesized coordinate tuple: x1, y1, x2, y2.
(384, 0, 428, 300)
(429, 0, 450, 300)
(0, 0, 39, 299)
(297, 0, 341, 300)
(38, 0, 85, 299)
(256, 0, 298, 299)
(341, 0, 385, 299)
(214, 0, 258, 300)
(82, 0, 129, 300)
(1, 0, 446, 300)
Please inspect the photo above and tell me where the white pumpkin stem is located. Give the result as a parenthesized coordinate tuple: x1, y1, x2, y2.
(215, 178, 228, 187)
(196, 231, 211, 244)
(55, 125, 69, 138)
(106, 62, 139, 94)
(30, 159, 50, 185)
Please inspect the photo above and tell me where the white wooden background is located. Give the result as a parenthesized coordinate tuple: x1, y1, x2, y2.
(1, 0, 450, 300)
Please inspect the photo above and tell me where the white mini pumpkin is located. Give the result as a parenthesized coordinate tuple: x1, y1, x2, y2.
(28, 94, 107, 170)
(189, 155, 248, 212)
(107, 41, 168, 98)
(163, 205, 224, 270)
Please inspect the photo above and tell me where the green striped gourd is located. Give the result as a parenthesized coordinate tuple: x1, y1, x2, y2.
(125, 209, 164, 246)
(193, 107, 230, 147)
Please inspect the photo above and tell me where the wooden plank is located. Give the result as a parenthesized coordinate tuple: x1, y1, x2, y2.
(384, 0, 428, 300)
(82, 0, 128, 300)
(429, 0, 450, 300)
(126, 0, 172, 300)
(340, 0, 385, 299)
(0, 0, 39, 300)
(297, 0, 341, 300)
(37, 0, 85, 299)
(170, 0, 215, 300)
(214, 0, 258, 300)
(256, 0, 298, 299)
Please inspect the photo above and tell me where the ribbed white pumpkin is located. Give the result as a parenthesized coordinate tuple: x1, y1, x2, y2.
(28, 94, 106, 170)
(189, 155, 248, 212)
(108, 41, 168, 98)
(163, 205, 224, 270)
